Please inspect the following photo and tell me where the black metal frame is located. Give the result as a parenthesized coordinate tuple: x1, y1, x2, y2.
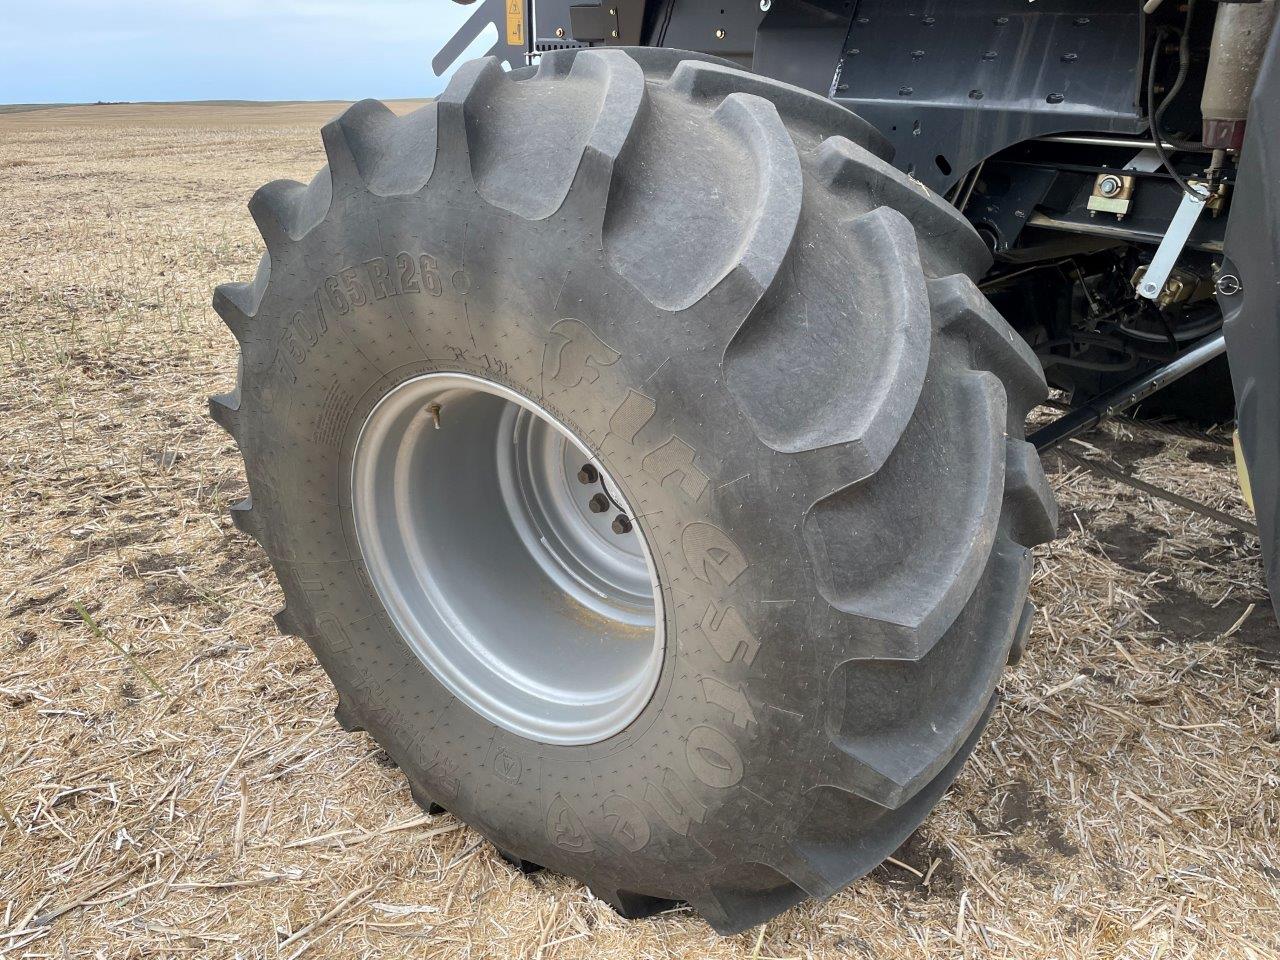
(830, 0, 1147, 195)
(1029, 332, 1227, 452)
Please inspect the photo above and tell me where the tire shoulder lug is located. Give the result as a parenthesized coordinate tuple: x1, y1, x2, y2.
(273, 606, 304, 638)
(333, 700, 363, 733)
(208, 390, 240, 437)
(1008, 600, 1036, 667)
(494, 845, 544, 875)
(407, 779, 446, 816)
(228, 497, 260, 540)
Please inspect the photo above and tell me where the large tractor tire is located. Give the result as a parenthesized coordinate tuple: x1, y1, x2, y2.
(210, 48, 1057, 933)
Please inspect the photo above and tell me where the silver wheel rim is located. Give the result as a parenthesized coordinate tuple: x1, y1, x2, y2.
(351, 373, 664, 745)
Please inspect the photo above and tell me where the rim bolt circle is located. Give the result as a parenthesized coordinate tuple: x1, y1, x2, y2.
(611, 514, 633, 535)
(588, 493, 610, 513)
(577, 463, 599, 484)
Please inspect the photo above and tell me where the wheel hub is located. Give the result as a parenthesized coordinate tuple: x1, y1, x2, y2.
(350, 373, 663, 745)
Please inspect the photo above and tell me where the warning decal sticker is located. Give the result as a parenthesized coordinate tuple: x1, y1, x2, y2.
(506, 0, 525, 46)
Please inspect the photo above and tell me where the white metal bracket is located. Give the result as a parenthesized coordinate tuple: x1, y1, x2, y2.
(1136, 188, 1208, 301)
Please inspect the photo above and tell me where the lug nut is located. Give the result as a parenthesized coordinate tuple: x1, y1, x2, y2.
(588, 493, 610, 514)
(577, 463, 599, 485)
(611, 514, 633, 535)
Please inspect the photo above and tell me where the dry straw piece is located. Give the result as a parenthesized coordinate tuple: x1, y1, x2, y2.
(1, 102, 1278, 959)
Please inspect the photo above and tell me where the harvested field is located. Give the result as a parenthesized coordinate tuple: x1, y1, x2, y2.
(1, 102, 1278, 959)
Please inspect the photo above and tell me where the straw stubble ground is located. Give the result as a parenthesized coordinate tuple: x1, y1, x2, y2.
(0, 102, 1277, 959)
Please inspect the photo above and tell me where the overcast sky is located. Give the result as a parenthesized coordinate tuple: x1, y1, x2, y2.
(0, 1, 498, 104)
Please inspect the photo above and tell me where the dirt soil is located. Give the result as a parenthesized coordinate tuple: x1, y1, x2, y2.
(1, 103, 1278, 959)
